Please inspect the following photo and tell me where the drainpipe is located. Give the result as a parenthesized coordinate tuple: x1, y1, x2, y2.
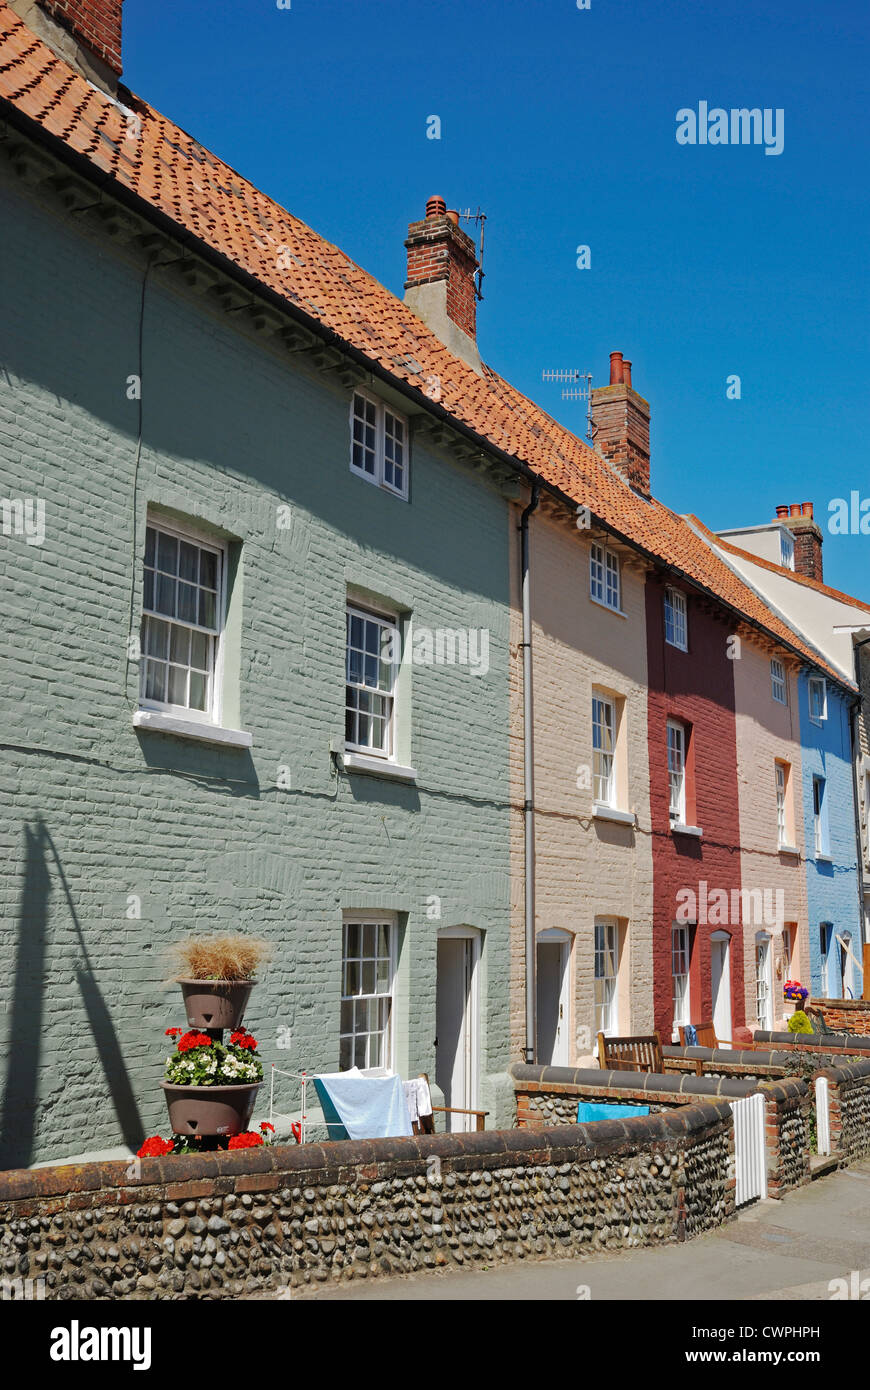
(520, 481, 540, 1064)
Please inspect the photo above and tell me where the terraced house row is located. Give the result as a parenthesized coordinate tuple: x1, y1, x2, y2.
(1, 0, 868, 1164)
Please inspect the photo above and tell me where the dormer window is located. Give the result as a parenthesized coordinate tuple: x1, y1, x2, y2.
(780, 531, 795, 570)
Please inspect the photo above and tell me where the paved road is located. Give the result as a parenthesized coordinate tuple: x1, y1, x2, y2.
(271, 1161, 870, 1302)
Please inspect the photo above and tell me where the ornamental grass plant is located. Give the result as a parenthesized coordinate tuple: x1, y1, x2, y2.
(170, 933, 271, 982)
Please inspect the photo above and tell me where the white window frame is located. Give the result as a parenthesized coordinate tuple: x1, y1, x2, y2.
(770, 658, 787, 705)
(813, 775, 829, 857)
(139, 517, 225, 725)
(775, 761, 788, 848)
(589, 542, 621, 613)
(349, 389, 409, 499)
(667, 720, 686, 824)
(340, 914, 398, 1073)
(592, 693, 616, 806)
(664, 587, 688, 651)
(594, 917, 620, 1037)
(808, 677, 827, 725)
(780, 531, 795, 570)
(672, 924, 691, 1027)
(864, 771, 870, 862)
(345, 603, 400, 761)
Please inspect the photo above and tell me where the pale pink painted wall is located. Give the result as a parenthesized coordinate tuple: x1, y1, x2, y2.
(732, 638, 809, 1030)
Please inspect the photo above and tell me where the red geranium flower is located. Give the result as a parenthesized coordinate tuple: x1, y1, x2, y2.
(137, 1135, 174, 1158)
(228, 1131, 264, 1149)
(229, 1031, 258, 1051)
(177, 1031, 214, 1053)
(165, 1027, 182, 1038)
(260, 1122, 275, 1133)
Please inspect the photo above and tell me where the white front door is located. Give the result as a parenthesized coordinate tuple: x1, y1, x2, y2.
(435, 933, 479, 1132)
(711, 934, 732, 1046)
(536, 937, 570, 1066)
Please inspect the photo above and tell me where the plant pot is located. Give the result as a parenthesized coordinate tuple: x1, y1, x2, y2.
(178, 978, 255, 1031)
(161, 1081, 261, 1137)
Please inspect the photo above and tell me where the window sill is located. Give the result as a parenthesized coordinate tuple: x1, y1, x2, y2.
(671, 822, 703, 838)
(815, 852, 833, 863)
(589, 595, 628, 619)
(593, 804, 636, 827)
(778, 843, 800, 856)
(342, 750, 418, 783)
(133, 710, 253, 749)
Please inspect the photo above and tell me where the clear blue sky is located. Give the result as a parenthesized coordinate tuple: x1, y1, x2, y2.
(124, 0, 869, 599)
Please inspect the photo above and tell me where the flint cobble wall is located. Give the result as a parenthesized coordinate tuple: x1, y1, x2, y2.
(511, 1063, 809, 1199)
(0, 1114, 735, 1299)
(822, 1059, 870, 1164)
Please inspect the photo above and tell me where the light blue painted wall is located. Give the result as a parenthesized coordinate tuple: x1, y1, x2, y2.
(797, 671, 862, 999)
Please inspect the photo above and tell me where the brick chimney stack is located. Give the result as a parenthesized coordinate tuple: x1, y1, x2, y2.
(588, 351, 651, 497)
(9, 0, 123, 91)
(404, 196, 482, 372)
(775, 502, 824, 582)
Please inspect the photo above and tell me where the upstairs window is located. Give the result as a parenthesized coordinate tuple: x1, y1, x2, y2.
(813, 775, 830, 857)
(140, 520, 223, 721)
(808, 677, 827, 725)
(780, 531, 795, 570)
(664, 587, 688, 650)
(592, 694, 616, 806)
(770, 658, 787, 705)
(350, 391, 408, 498)
(345, 605, 399, 758)
(667, 720, 686, 824)
(775, 761, 790, 848)
(589, 543, 621, 612)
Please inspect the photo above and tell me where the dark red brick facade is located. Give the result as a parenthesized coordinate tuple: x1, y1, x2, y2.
(645, 572, 745, 1038)
(38, 0, 122, 74)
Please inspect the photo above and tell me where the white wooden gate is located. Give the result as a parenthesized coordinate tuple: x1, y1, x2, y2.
(732, 1093, 767, 1206)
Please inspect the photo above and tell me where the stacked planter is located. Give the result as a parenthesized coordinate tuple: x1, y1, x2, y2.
(160, 978, 261, 1138)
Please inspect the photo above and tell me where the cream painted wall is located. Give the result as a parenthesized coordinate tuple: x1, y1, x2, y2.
(509, 502, 653, 1066)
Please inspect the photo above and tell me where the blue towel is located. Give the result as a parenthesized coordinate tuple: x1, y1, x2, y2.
(683, 1024, 698, 1047)
(577, 1102, 650, 1123)
(313, 1070, 413, 1141)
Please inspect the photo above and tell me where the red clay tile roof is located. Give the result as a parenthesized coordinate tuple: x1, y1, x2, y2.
(689, 516, 870, 616)
(0, 3, 856, 692)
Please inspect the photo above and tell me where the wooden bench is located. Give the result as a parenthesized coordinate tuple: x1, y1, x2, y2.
(597, 1031, 663, 1074)
(678, 1020, 751, 1074)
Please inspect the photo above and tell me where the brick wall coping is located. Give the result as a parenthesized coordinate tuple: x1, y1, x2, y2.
(754, 1031, 870, 1052)
(807, 998, 870, 1013)
(511, 1064, 806, 1109)
(814, 1057, 870, 1084)
(0, 1108, 735, 1203)
(662, 1044, 793, 1068)
(511, 1062, 756, 1099)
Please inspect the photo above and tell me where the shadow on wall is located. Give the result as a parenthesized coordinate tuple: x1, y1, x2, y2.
(0, 820, 144, 1168)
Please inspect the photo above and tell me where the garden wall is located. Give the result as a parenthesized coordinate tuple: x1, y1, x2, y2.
(0, 1111, 734, 1300)
(511, 1064, 809, 1199)
(807, 999, 870, 1035)
(820, 1058, 870, 1165)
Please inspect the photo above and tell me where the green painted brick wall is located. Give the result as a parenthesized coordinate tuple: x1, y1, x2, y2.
(0, 165, 514, 1164)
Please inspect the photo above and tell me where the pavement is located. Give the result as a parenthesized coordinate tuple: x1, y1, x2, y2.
(273, 1160, 870, 1302)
